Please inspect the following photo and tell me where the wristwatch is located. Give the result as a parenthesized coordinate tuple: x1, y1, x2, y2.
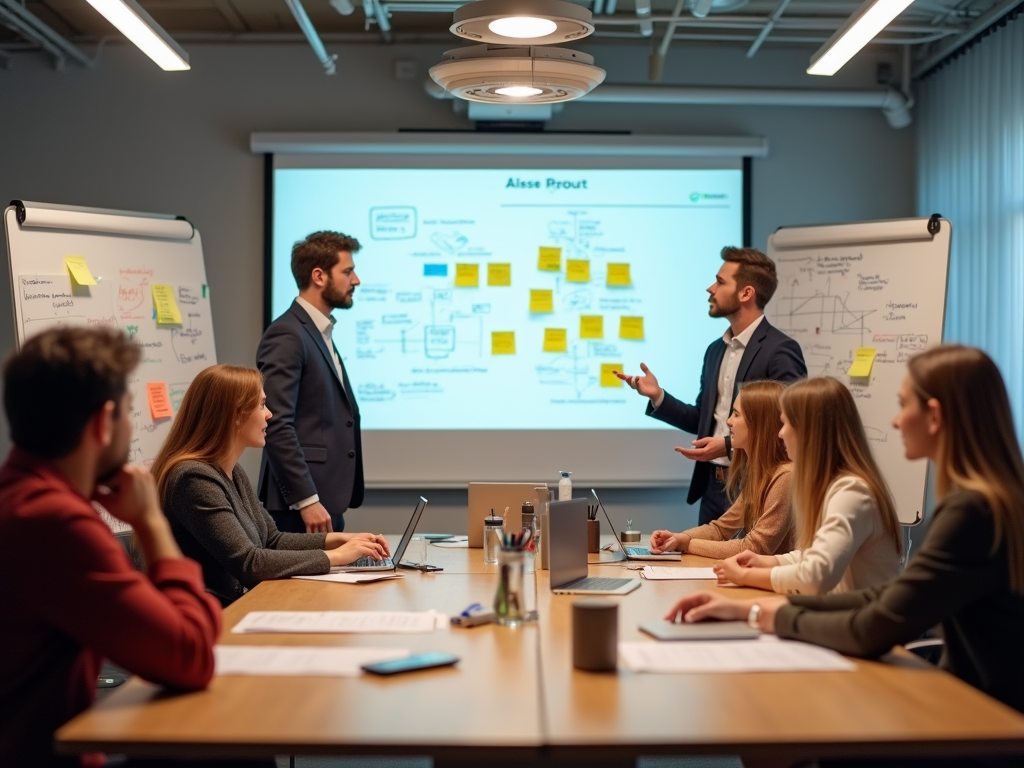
(747, 603, 762, 630)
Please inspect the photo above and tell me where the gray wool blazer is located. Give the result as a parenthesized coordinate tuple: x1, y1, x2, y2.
(163, 460, 330, 604)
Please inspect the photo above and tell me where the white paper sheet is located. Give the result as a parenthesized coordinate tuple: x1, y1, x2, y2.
(294, 572, 405, 584)
(232, 610, 443, 634)
(619, 637, 857, 673)
(642, 566, 717, 580)
(431, 539, 469, 548)
(214, 645, 410, 677)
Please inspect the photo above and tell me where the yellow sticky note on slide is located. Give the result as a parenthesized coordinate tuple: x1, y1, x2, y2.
(455, 263, 479, 287)
(530, 289, 554, 313)
(848, 348, 877, 378)
(151, 284, 182, 325)
(607, 263, 631, 286)
(566, 259, 590, 283)
(543, 328, 567, 352)
(619, 316, 645, 340)
(580, 315, 603, 339)
(491, 331, 516, 355)
(488, 263, 511, 286)
(601, 363, 623, 388)
(538, 247, 561, 271)
(64, 256, 97, 286)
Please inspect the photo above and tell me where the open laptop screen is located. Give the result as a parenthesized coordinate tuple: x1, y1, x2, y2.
(391, 496, 429, 563)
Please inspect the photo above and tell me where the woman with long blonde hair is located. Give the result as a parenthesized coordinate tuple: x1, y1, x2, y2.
(153, 365, 389, 605)
(715, 376, 902, 594)
(667, 344, 1024, 731)
(649, 381, 795, 557)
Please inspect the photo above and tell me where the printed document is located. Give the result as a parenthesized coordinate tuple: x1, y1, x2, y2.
(619, 637, 857, 673)
(295, 572, 404, 584)
(215, 645, 409, 677)
(232, 610, 443, 634)
(642, 566, 716, 580)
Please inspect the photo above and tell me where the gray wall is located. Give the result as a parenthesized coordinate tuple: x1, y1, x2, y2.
(0, 39, 915, 535)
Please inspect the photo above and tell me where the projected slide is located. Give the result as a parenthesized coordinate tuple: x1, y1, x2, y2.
(272, 168, 743, 430)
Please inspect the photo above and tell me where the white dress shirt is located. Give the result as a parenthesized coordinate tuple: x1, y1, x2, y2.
(709, 314, 763, 466)
(290, 297, 347, 511)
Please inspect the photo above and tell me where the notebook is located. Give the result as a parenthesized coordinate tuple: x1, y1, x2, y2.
(334, 496, 428, 572)
(548, 498, 640, 595)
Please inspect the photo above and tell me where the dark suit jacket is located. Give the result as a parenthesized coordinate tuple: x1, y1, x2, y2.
(647, 316, 806, 504)
(257, 301, 364, 530)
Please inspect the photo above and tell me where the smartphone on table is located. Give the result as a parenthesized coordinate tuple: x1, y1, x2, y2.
(361, 652, 460, 676)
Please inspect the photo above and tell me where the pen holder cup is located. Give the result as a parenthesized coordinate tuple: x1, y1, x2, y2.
(587, 519, 600, 553)
(494, 549, 529, 627)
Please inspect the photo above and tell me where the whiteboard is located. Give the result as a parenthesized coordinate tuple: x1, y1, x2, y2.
(4, 202, 218, 469)
(765, 216, 950, 525)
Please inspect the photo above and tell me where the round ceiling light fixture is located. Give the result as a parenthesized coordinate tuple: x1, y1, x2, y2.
(451, 0, 595, 46)
(429, 45, 606, 104)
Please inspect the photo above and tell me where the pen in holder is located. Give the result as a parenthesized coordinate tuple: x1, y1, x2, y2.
(494, 548, 526, 627)
(587, 519, 600, 553)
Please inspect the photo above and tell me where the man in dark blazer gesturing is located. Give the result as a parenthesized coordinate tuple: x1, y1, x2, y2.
(618, 247, 806, 526)
(257, 231, 364, 534)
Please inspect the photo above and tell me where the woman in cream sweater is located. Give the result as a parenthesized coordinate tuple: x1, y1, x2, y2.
(715, 376, 902, 595)
(649, 380, 795, 558)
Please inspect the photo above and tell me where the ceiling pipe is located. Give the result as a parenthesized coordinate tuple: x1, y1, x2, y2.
(423, 79, 913, 128)
(283, 0, 337, 74)
(747, 0, 793, 58)
(0, 0, 92, 68)
(649, 0, 687, 81)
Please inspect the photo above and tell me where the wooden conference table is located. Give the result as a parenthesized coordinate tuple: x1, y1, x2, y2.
(58, 537, 1024, 766)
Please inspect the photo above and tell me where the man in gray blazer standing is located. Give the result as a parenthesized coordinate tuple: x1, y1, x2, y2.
(257, 231, 364, 534)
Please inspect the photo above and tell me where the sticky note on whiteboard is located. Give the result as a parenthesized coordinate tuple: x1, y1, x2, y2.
(147, 382, 174, 420)
(454, 263, 479, 287)
(619, 316, 644, 340)
(64, 256, 97, 286)
(601, 364, 623, 387)
(607, 263, 631, 286)
(538, 247, 561, 271)
(530, 289, 554, 313)
(847, 348, 876, 378)
(566, 259, 590, 283)
(491, 331, 516, 355)
(151, 284, 182, 325)
(580, 315, 603, 339)
(487, 263, 511, 286)
(543, 328, 567, 352)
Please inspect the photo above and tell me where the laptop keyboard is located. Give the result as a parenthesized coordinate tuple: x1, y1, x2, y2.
(562, 576, 634, 590)
(349, 556, 394, 568)
(626, 547, 653, 557)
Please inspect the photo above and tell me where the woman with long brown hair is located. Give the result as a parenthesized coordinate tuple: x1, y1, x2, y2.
(666, 345, 1024, 725)
(153, 365, 389, 605)
(649, 381, 795, 557)
(715, 376, 903, 594)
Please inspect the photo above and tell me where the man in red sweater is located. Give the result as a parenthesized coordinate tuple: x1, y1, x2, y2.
(0, 327, 222, 767)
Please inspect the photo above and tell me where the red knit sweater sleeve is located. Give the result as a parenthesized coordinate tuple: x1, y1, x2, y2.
(27, 505, 221, 690)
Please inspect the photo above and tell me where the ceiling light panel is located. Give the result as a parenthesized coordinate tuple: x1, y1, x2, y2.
(807, 0, 915, 76)
(452, 0, 595, 45)
(86, 0, 189, 71)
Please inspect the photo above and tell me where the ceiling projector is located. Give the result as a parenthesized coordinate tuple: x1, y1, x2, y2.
(428, 44, 606, 104)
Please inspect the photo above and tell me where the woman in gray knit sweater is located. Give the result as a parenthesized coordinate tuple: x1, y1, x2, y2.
(153, 365, 389, 605)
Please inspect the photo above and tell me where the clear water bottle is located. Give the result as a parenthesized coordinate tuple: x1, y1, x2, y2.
(558, 470, 572, 501)
(483, 509, 504, 564)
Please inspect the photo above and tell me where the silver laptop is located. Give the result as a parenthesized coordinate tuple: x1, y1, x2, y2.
(549, 498, 640, 595)
(591, 489, 680, 561)
(335, 496, 428, 572)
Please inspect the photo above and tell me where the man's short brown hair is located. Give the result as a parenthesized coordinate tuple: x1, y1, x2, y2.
(721, 247, 778, 309)
(3, 327, 141, 458)
(291, 231, 362, 291)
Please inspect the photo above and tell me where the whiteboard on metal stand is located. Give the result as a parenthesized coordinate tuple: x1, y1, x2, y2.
(4, 200, 218, 471)
(765, 216, 951, 525)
